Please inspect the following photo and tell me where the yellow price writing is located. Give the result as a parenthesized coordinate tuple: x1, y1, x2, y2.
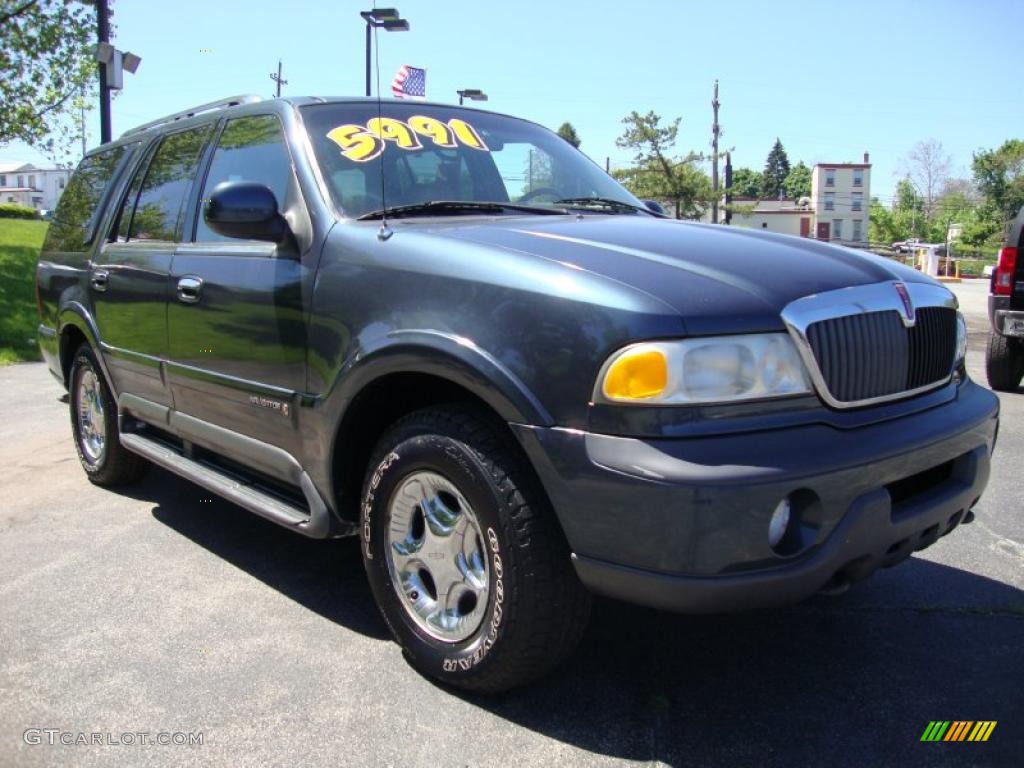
(326, 115, 489, 162)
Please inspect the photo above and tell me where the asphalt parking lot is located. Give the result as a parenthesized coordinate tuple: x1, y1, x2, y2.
(1, 279, 1021, 767)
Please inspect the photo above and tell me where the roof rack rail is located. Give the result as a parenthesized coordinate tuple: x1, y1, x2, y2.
(120, 94, 264, 138)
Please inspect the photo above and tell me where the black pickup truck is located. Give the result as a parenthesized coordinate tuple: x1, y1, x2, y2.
(986, 205, 1024, 390)
(36, 95, 999, 691)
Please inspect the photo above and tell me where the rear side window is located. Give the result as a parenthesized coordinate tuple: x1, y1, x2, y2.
(194, 115, 293, 242)
(45, 145, 130, 252)
(122, 125, 213, 242)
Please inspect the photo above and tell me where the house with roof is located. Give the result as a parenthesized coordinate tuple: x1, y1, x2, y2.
(0, 162, 71, 212)
(727, 153, 871, 247)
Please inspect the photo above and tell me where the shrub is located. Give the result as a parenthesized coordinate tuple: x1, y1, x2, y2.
(0, 203, 40, 220)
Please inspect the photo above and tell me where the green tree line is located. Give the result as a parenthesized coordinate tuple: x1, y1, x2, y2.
(870, 139, 1024, 254)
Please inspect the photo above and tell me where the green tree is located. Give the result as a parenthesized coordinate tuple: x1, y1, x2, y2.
(868, 179, 924, 246)
(614, 162, 712, 219)
(0, 1, 101, 157)
(556, 122, 581, 149)
(783, 161, 811, 200)
(762, 138, 790, 199)
(728, 167, 762, 198)
(972, 139, 1024, 226)
(614, 110, 707, 218)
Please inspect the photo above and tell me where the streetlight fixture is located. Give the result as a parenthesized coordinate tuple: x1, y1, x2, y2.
(361, 8, 410, 97)
(457, 89, 488, 105)
(94, 45, 141, 90)
(93, 35, 141, 142)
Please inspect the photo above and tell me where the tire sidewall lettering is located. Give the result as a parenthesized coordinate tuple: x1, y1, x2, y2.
(441, 524, 503, 673)
(362, 451, 400, 559)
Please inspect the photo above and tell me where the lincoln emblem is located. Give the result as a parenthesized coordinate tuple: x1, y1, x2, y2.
(894, 282, 916, 324)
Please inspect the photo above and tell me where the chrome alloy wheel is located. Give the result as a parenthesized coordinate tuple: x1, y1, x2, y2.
(386, 471, 489, 643)
(76, 368, 106, 464)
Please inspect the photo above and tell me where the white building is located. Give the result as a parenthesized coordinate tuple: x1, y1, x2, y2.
(727, 197, 814, 237)
(0, 162, 71, 212)
(809, 154, 871, 246)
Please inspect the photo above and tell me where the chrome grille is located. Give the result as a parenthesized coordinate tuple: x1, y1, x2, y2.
(781, 281, 959, 409)
(806, 307, 956, 405)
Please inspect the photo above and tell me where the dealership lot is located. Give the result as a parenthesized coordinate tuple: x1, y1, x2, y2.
(1, 280, 1021, 768)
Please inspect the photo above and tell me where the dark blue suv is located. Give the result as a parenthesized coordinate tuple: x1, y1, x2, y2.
(36, 95, 999, 691)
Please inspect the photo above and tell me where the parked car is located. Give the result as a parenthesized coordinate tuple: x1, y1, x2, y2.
(986, 206, 1024, 390)
(36, 95, 999, 692)
(891, 238, 921, 254)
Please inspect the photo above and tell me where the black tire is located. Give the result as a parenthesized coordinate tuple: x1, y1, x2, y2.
(69, 344, 148, 486)
(985, 331, 1024, 392)
(361, 405, 591, 692)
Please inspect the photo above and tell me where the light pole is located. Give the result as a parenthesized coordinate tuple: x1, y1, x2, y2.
(361, 8, 410, 97)
(92, 0, 141, 144)
(457, 89, 487, 106)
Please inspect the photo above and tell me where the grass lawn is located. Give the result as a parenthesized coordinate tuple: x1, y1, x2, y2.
(0, 219, 47, 365)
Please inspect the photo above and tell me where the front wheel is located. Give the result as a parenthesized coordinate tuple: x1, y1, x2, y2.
(69, 344, 148, 486)
(985, 331, 1024, 392)
(361, 405, 591, 692)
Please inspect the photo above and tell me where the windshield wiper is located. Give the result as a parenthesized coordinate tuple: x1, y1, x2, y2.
(553, 197, 654, 215)
(355, 200, 567, 221)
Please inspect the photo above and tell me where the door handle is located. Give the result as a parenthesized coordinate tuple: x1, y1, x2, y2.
(176, 276, 203, 304)
(90, 270, 109, 292)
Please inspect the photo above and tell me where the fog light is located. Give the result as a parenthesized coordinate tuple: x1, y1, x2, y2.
(769, 498, 791, 549)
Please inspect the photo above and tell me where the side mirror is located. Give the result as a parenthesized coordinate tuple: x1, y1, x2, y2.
(204, 181, 290, 244)
(642, 199, 666, 215)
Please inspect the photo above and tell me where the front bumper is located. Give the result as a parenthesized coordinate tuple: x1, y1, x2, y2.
(511, 379, 998, 613)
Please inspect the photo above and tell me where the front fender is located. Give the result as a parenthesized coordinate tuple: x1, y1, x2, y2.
(328, 329, 553, 427)
(302, 330, 555, 516)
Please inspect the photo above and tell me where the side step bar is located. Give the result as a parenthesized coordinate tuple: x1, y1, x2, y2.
(120, 432, 336, 539)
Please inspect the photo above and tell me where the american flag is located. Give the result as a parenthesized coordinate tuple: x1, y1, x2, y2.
(391, 65, 426, 99)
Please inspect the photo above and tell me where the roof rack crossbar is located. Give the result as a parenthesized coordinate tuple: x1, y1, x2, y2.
(120, 94, 264, 137)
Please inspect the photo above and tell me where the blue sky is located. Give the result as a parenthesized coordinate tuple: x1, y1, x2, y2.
(3, 0, 1022, 202)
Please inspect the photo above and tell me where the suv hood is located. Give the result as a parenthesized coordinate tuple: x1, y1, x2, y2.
(424, 214, 929, 335)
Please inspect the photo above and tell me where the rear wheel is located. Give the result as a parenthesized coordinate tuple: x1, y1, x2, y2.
(69, 344, 148, 486)
(361, 405, 591, 692)
(985, 331, 1024, 391)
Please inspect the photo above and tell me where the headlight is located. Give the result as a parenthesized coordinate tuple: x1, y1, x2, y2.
(596, 334, 812, 405)
(954, 311, 968, 369)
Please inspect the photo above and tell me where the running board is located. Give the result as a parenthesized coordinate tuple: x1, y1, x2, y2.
(120, 432, 335, 538)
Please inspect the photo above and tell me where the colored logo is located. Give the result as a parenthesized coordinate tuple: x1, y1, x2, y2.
(894, 281, 916, 325)
(920, 721, 996, 742)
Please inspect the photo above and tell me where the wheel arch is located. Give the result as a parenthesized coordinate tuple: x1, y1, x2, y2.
(327, 335, 555, 526)
(58, 304, 112, 392)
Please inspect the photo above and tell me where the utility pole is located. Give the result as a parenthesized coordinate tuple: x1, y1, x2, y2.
(711, 79, 720, 224)
(270, 60, 287, 98)
(724, 151, 733, 225)
(96, 0, 111, 143)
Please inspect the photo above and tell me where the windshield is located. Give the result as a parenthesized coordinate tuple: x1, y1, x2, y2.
(300, 102, 643, 218)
